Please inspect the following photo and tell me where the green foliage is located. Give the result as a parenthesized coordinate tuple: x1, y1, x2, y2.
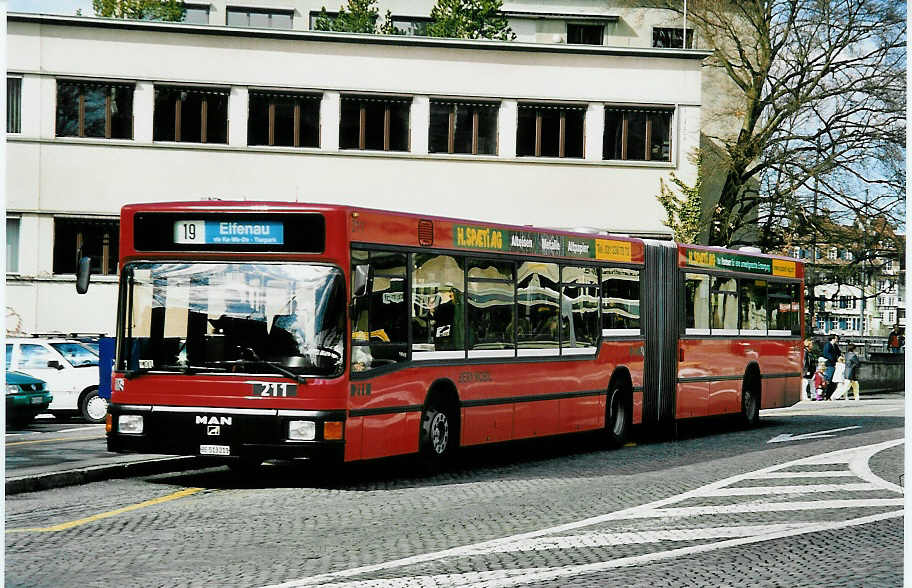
(92, 0, 185, 21)
(313, 0, 397, 34)
(657, 157, 704, 244)
(427, 0, 515, 41)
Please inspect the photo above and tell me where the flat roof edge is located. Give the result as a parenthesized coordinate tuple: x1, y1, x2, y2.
(8, 13, 712, 59)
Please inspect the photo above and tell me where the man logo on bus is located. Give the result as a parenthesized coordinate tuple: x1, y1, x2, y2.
(197, 416, 232, 426)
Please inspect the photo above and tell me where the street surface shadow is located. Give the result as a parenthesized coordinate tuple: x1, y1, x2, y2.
(145, 413, 903, 492)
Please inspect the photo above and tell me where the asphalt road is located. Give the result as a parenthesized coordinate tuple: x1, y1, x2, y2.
(4, 396, 905, 587)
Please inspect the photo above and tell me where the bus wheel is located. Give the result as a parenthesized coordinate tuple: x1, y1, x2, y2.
(605, 386, 630, 448)
(420, 399, 456, 469)
(741, 383, 760, 428)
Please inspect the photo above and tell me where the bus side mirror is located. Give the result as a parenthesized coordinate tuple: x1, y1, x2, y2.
(76, 256, 92, 294)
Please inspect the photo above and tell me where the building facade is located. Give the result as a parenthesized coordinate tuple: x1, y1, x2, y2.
(6, 6, 708, 335)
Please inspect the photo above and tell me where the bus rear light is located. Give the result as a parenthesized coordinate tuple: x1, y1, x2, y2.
(288, 420, 316, 441)
(118, 414, 144, 434)
(323, 421, 344, 440)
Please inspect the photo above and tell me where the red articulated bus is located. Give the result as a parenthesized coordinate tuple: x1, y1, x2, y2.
(101, 202, 804, 469)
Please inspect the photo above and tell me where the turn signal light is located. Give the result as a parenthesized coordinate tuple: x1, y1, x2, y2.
(323, 421, 343, 440)
(105, 414, 113, 433)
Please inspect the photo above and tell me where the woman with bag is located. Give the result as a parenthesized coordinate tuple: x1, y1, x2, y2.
(842, 343, 861, 401)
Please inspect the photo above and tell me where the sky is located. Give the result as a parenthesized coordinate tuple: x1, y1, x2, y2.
(9, 0, 94, 16)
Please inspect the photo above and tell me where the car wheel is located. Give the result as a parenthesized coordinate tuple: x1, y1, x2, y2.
(80, 388, 109, 423)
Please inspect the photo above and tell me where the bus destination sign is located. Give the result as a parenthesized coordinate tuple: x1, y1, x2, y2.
(685, 247, 796, 277)
(454, 224, 632, 262)
(173, 220, 285, 245)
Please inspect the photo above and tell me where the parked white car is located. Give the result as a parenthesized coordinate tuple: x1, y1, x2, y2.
(4, 336, 108, 423)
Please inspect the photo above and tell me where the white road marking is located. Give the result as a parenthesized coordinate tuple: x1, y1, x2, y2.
(267, 438, 904, 588)
(319, 510, 902, 588)
(479, 523, 817, 553)
(748, 471, 855, 479)
(768, 426, 861, 443)
(697, 482, 879, 496)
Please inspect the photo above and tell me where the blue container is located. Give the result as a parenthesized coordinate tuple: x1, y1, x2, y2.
(98, 337, 115, 400)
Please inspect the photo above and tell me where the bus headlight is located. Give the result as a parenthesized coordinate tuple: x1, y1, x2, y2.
(287, 420, 316, 441)
(118, 414, 144, 434)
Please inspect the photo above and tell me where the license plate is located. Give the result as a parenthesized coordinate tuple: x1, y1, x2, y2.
(30, 396, 44, 404)
(199, 444, 231, 456)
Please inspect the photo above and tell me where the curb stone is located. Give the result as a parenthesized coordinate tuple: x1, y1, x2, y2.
(6, 456, 200, 496)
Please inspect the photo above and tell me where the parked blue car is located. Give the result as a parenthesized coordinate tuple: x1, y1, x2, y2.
(6, 371, 53, 427)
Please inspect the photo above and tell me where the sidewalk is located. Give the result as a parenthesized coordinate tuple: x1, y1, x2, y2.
(6, 453, 200, 496)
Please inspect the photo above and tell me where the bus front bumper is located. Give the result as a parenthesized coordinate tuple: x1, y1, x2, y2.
(106, 404, 346, 462)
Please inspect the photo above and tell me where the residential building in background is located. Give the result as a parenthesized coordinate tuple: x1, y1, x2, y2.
(6, 3, 712, 334)
(791, 222, 905, 339)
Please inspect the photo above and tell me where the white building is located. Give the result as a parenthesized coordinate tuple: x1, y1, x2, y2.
(6, 7, 708, 335)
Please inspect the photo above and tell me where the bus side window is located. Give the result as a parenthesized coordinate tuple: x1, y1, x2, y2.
(561, 265, 599, 351)
(351, 249, 408, 372)
(412, 253, 466, 359)
(516, 262, 559, 353)
(684, 273, 710, 335)
(768, 280, 801, 336)
(739, 278, 767, 335)
(710, 276, 739, 334)
(600, 267, 641, 335)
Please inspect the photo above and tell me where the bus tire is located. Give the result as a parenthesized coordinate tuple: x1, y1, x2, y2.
(605, 385, 630, 448)
(79, 387, 108, 424)
(741, 377, 760, 428)
(419, 396, 458, 470)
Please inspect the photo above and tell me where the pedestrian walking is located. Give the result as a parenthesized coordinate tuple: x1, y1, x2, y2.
(822, 334, 841, 399)
(801, 338, 816, 401)
(830, 356, 846, 400)
(842, 343, 861, 401)
(887, 326, 904, 354)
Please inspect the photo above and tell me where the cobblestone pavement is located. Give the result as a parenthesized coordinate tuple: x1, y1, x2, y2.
(4, 402, 904, 587)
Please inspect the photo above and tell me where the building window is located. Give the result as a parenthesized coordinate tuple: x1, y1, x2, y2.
(828, 247, 837, 260)
(248, 91, 320, 148)
(6, 217, 20, 273)
(392, 16, 431, 36)
(340, 95, 411, 152)
(53, 218, 119, 276)
(604, 107, 672, 161)
(183, 4, 210, 24)
(429, 100, 498, 155)
(653, 27, 694, 48)
(227, 7, 292, 29)
(567, 23, 604, 45)
(153, 86, 229, 144)
(7, 77, 21, 134)
(516, 103, 585, 158)
(56, 80, 134, 139)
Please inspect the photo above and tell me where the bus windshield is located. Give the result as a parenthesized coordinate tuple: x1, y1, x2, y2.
(120, 262, 346, 378)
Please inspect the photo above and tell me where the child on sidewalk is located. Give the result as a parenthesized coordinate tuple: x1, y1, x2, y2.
(812, 357, 828, 401)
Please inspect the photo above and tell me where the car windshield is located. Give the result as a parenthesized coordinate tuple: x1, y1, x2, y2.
(50, 342, 99, 367)
(120, 262, 346, 378)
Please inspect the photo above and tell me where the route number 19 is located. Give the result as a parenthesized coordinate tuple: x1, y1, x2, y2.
(173, 220, 206, 244)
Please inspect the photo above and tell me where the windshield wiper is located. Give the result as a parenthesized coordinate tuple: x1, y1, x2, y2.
(207, 349, 308, 383)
